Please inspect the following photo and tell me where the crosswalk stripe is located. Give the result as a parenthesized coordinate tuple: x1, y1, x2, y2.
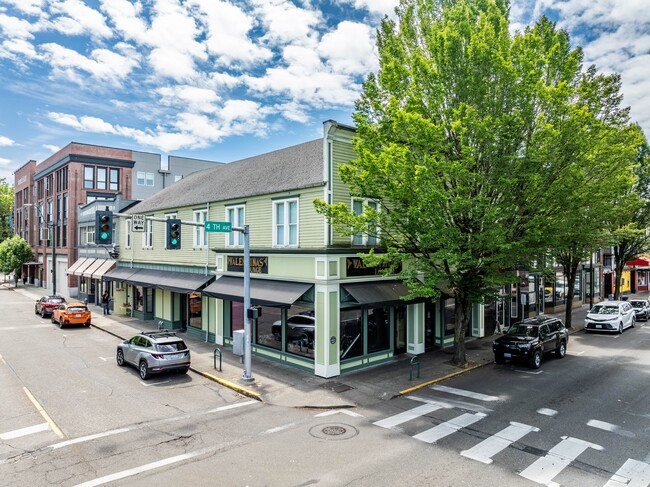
(519, 436, 603, 486)
(461, 422, 540, 464)
(432, 385, 500, 402)
(373, 403, 445, 429)
(413, 412, 487, 444)
(0, 422, 49, 440)
(604, 458, 650, 486)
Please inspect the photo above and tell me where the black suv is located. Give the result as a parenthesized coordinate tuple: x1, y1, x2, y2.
(493, 317, 568, 369)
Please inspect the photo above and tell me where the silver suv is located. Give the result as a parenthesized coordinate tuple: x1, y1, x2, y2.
(116, 331, 190, 380)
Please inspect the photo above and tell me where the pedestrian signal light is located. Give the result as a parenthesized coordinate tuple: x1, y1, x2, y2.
(95, 210, 113, 245)
(166, 218, 181, 250)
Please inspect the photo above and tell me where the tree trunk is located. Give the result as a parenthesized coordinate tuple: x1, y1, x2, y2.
(451, 292, 470, 368)
(563, 261, 579, 329)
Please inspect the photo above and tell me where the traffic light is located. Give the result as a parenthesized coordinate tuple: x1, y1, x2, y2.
(166, 218, 181, 249)
(95, 210, 113, 245)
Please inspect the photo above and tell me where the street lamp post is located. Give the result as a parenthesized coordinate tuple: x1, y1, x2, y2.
(25, 204, 56, 295)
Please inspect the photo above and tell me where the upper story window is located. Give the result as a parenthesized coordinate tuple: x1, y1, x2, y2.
(352, 198, 379, 246)
(137, 171, 154, 187)
(84, 166, 94, 189)
(46, 175, 53, 196)
(273, 198, 298, 247)
(125, 220, 132, 249)
(142, 218, 153, 248)
(97, 167, 107, 190)
(193, 209, 208, 248)
(47, 199, 53, 225)
(226, 205, 245, 247)
(62, 193, 68, 221)
(109, 168, 119, 191)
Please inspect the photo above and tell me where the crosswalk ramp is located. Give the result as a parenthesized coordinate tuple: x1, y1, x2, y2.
(372, 386, 650, 487)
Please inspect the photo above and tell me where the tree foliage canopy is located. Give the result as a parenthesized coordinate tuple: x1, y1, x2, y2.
(0, 235, 33, 275)
(314, 0, 644, 365)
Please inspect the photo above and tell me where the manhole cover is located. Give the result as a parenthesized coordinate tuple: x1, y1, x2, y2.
(322, 425, 346, 435)
(309, 423, 359, 440)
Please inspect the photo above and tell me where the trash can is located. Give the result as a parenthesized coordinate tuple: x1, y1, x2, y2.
(233, 330, 245, 356)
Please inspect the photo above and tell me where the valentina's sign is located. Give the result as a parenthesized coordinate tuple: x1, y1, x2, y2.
(227, 255, 268, 274)
(346, 257, 401, 277)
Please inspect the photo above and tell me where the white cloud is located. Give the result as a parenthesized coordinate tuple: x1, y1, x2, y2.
(0, 157, 10, 166)
(0, 38, 39, 60)
(99, 0, 149, 44)
(49, 0, 113, 39)
(0, 0, 46, 17)
(252, 0, 322, 47)
(0, 136, 15, 146)
(189, 0, 272, 68)
(157, 85, 221, 113)
(0, 13, 37, 39)
(43, 144, 60, 153)
(318, 21, 377, 75)
(336, 0, 397, 17)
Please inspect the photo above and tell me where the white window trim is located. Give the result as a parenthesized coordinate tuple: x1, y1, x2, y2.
(146, 172, 154, 187)
(136, 171, 146, 186)
(142, 218, 153, 249)
(351, 198, 379, 246)
(272, 198, 299, 248)
(193, 209, 208, 249)
(226, 205, 245, 247)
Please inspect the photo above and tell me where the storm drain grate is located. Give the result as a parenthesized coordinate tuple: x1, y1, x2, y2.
(322, 425, 346, 436)
(323, 381, 354, 393)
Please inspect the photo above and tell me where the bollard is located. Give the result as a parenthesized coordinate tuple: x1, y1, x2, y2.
(213, 347, 222, 372)
(409, 356, 420, 381)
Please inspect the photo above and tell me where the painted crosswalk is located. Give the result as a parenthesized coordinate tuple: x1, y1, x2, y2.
(372, 386, 650, 487)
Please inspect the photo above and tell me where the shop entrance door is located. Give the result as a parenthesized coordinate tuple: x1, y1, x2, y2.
(394, 305, 407, 355)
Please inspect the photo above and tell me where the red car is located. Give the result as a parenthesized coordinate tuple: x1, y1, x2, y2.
(35, 295, 66, 318)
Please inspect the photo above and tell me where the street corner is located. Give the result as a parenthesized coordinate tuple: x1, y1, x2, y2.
(199, 371, 263, 402)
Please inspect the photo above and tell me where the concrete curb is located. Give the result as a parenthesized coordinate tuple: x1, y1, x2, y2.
(396, 361, 492, 397)
(198, 371, 263, 402)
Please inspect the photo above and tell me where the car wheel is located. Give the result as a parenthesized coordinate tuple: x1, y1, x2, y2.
(529, 349, 542, 369)
(618, 322, 623, 334)
(35, 306, 39, 315)
(139, 361, 150, 380)
(555, 340, 566, 359)
(494, 353, 505, 364)
(51, 315, 56, 324)
(116, 349, 125, 366)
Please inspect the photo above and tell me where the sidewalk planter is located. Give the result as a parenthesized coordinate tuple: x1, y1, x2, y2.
(119, 305, 132, 316)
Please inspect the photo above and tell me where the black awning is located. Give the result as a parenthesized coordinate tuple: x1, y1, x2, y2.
(341, 280, 416, 307)
(103, 267, 141, 282)
(202, 276, 313, 307)
(126, 269, 214, 294)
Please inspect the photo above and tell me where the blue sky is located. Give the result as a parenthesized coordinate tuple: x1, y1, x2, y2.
(0, 0, 648, 184)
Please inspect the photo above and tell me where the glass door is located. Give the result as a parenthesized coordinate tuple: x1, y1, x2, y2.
(394, 305, 407, 355)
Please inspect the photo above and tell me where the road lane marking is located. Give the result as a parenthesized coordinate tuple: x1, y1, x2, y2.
(515, 369, 543, 375)
(604, 458, 650, 486)
(537, 408, 558, 417)
(50, 428, 131, 449)
(205, 400, 259, 413)
(73, 447, 213, 487)
(431, 385, 500, 402)
(264, 423, 295, 434)
(315, 409, 363, 418)
(374, 403, 448, 429)
(566, 350, 585, 356)
(0, 422, 49, 440)
(413, 412, 487, 444)
(519, 436, 604, 486)
(23, 386, 64, 438)
(0, 354, 5, 365)
(99, 357, 108, 362)
(587, 419, 636, 438)
(140, 380, 170, 387)
(461, 422, 540, 464)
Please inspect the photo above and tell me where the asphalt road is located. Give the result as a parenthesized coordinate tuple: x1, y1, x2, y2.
(2, 285, 650, 486)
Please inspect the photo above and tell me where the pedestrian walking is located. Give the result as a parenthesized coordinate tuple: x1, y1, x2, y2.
(102, 290, 110, 315)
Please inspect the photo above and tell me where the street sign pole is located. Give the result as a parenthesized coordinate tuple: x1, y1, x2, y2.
(242, 224, 253, 382)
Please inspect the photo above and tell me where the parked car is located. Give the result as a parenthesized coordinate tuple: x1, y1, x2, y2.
(116, 331, 190, 380)
(629, 299, 649, 322)
(493, 317, 568, 369)
(35, 295, 66, 318)
(584, 301, 635, 333)
(51, 302, 91, 328)
(271, 313, 315, 346)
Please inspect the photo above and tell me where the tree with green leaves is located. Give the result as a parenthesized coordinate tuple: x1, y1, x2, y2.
(0, 235, 33, 286)
(315, 0, 642, 366)
(0, 178, 14, 243)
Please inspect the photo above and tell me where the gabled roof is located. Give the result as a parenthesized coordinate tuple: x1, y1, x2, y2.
(127, 138, 325, 214)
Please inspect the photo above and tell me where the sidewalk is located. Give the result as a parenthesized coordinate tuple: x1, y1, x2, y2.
(9, 282, 637, 409)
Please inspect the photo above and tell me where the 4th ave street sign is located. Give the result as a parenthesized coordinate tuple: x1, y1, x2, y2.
(205, 221, 232, 232)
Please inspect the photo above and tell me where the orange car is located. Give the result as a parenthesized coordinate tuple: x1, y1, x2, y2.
(51, 302, 92, 328)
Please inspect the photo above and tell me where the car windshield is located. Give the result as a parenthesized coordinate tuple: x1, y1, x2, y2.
(591, 305, 618, 315)
(506, 324, 538, 337)
(157, 342, 186, 352)
(630, 301, 645, 309)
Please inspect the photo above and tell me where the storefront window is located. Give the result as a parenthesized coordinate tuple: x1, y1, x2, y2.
(189, 293, 201, 329)
(555, 272, 567, 305)
(134, 286, 144, 312)
(340, 308, 363, 360)
(282, 305, 314, 359)
(444, 298, 455, 336)
(368, 307, 390, 353)
(255, 306, 282, 351)
(230, 301, 244, 335)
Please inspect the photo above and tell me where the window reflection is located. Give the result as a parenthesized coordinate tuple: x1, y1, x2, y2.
(340, 308, 363, 359)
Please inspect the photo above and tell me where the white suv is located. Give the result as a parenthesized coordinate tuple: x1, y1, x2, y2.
(584, 301, 635, 334)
